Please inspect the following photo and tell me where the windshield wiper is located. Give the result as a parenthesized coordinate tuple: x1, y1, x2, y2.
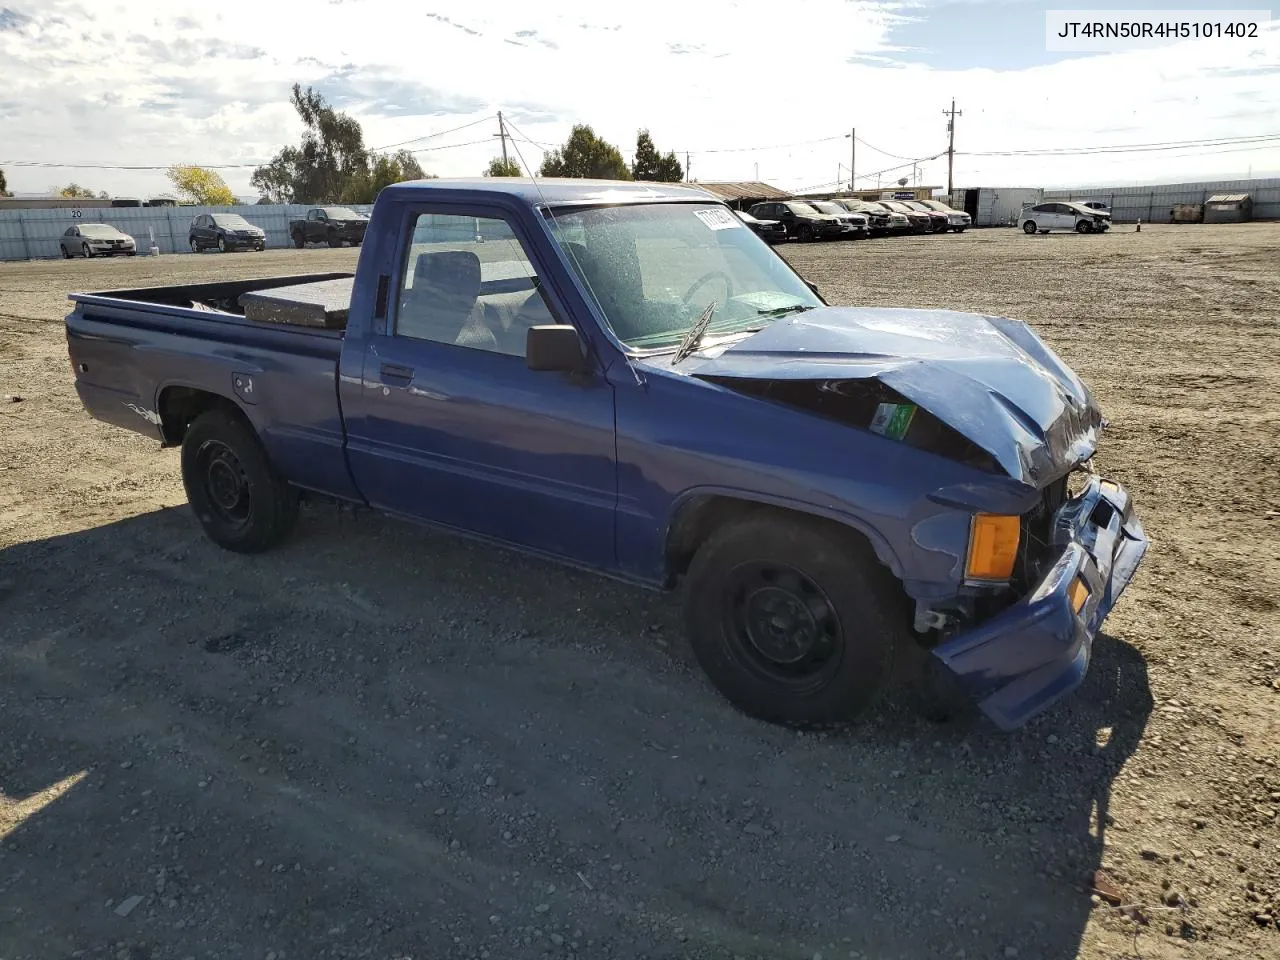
(671, 299, 718, 365)
(754, 304, 815, 320)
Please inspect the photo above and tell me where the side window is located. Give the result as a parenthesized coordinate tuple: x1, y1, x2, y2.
(395, 213, 553, 358)
(307, 209, 317, 221)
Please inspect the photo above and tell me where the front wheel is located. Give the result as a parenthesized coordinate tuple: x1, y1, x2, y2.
(82, 243, 92, 258)
(292, 231, 305, 249)
(1022, 220, 1038, 234)
(953, 227, 967, 233)
(1076, 220, 1093, 234)
(326, 231, 341, 248)
(682, 513, 904, 727)
(181, 409, 299, 553)
(796, 223, 814, 243)
(190, 238, 200, 253)
(217, 236, 228, 253)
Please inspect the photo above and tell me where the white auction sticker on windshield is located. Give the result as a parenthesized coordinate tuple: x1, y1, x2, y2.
(693, 208, 741, 230)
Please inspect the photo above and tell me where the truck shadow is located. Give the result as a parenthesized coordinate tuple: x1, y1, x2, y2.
(0, 505, 1152, 960)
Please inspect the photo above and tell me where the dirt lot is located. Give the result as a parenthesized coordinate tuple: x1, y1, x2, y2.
(1, 224, 1278, 960)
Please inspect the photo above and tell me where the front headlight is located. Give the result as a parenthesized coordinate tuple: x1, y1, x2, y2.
(966, 514, 1021, 582)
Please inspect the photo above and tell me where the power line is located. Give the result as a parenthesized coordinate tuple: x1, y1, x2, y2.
(368, 115, 496, 152)
(960, 132, 1280, 157)
(854, 135, 921, 162)
(675, 134, 849, 156)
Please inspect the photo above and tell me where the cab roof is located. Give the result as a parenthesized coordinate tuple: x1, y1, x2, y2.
(379, 177, 718, 207)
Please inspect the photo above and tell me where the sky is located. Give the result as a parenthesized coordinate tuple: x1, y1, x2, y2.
(1, 0, 1278, 200)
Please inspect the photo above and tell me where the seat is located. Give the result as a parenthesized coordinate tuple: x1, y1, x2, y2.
(398, 250, 498, 350)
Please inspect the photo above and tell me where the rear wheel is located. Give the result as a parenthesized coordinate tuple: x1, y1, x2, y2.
(181, 409, 299, 554)
(1022, 220, 1038, 234)
(682, 512, 904, 727)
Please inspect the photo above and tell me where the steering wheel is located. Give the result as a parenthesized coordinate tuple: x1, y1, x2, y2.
(682, 270, 734, 310)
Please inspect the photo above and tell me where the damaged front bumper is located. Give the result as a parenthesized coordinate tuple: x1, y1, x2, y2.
(931, 475, 1149, 731)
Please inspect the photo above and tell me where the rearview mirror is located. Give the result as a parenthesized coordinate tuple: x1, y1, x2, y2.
(526, 325, 585, 373)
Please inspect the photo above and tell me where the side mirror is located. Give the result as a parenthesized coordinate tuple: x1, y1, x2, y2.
(526, 325, 585, 373)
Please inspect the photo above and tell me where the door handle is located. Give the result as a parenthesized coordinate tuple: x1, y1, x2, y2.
(380, 363, 414, 382)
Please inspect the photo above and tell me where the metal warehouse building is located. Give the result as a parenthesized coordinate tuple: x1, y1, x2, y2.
(1042, 177, 1279, 224)
(951, 177, 1280, 226)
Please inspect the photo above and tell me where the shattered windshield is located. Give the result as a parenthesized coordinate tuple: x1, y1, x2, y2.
(545, 202, 821, 351)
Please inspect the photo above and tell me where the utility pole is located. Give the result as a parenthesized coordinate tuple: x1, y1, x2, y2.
(494, 112, 510, 169)
(850, 127, 855, 192)
(943, 99, 962, 195)
(686, 152, 691, 182)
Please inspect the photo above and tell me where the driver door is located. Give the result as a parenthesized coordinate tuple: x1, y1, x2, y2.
(341, 205, 619, 570)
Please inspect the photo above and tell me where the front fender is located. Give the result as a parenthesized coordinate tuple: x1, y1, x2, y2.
(664, 485, 906, 581)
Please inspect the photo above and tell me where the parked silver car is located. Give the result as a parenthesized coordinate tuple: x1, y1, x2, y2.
(60, 223, 137, 258)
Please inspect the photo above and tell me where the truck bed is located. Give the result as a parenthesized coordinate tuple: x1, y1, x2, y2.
(66, 272, 362, 504)
(69, 272, 357, 330)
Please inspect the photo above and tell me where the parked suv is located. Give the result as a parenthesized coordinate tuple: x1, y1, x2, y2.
(290, 206, 370, 248)
(806, 200, 870, 239)
(747, 201, 846, 242)
(899, 200, 950, 233)
(918, 199, 972, 232)
(189, 213, 266, 252)
(878, 201, 933, 234)
(832, 199, 893, 237)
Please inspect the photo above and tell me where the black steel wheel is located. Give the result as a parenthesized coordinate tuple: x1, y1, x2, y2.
(683, 511, 906, 726)
(181, 408, 298, 553)
(723, 561, 843, 693)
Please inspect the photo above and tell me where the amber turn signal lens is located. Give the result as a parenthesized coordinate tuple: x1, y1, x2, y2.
(1069, 577, 1090, 614)
(966, 514, 1021, 581)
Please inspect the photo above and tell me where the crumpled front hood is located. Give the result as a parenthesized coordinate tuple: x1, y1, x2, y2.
(669, 306, 1103, 488)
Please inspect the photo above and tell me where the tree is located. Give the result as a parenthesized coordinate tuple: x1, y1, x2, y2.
(340, 149, 432, 203)
(484, 157, 522, 177)
(0, 168, 9, 196)
(57, 183, 99, 198)
(166, 164, 236, 206)
(630, 130, 683, 182)
(539, 125, 630, 180)
(251, 84, 370, 204)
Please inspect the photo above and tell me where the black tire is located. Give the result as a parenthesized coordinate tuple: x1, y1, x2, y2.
(217, 235, 228, 253)
(1076, 220, 1092, 234)
(62, 245, 72, 259)
(82, 243, 92, 258)
(954, 228, 966, 234)
(1022, 220, 1038, 234)
(292, 231, 305, 249)
(181, 408, 299, 554)
(127, 250, 137, 257)
(682, 512, 906, 727)
(796, 223, 814, 243)
(327, 231, 341, 248)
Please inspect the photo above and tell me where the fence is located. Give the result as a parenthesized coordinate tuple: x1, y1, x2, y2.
(0, 203, 374, 262)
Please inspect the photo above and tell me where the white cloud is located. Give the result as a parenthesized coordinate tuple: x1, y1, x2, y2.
(0, 0, 1276, 198)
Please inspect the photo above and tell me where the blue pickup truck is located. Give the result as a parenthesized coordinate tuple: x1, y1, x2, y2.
(65, 178, 1148, 731)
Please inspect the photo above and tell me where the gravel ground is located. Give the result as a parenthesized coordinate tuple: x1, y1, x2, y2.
(1, 225, 1278, 960)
